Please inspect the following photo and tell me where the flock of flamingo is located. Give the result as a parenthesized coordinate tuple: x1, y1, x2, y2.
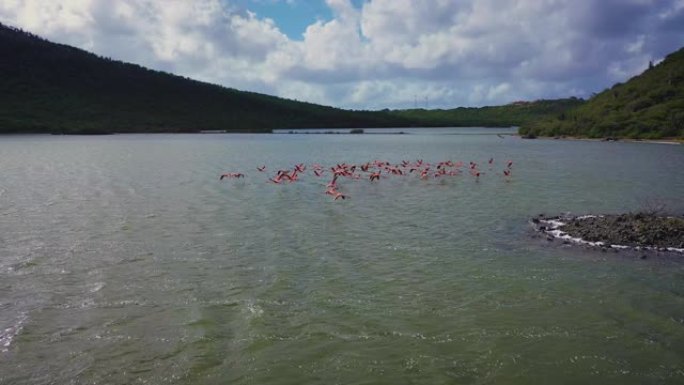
(220, 158, 514, 200)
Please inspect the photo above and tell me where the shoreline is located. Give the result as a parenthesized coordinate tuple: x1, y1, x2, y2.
(2, 131, 681, 143)
(521, 135, 683, 145)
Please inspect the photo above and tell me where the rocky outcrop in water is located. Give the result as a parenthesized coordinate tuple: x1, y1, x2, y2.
(532, 213, 684, 253)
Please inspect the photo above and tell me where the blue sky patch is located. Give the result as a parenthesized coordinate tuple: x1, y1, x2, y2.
(234, 0, 332, 39)
(232, 0, 366, 39)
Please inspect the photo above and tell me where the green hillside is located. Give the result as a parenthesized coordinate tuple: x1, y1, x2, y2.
(0, 23, 411, 134)
(519, 47, 684, 139)
(0, 22, 587, 134)
(388, 98, 584, 127)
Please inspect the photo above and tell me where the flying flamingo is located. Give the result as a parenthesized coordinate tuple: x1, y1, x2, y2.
(289, 170, 299, 182)
(434, 168, 448, 178)
(273, 170, 294, 182)
(333, 192, 348, 200)
(269, 170, 292, 184)
(327, 175, 338, 188)
(369, 171, 381, 181)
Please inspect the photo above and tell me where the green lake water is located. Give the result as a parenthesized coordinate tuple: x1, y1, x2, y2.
(1, 129, 683, 384)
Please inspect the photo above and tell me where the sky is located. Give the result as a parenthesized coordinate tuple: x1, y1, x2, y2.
(1, 0, 683, 110)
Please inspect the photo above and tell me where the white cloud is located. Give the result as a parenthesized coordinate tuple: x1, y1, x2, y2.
(1, 0, 683, 109)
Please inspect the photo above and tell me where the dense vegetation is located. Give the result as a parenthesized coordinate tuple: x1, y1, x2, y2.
(388, 98, 585, 127)
(0, 23, 413, 134)
(520, 47, 684, 139)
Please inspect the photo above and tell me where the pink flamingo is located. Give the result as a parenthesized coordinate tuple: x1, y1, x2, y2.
(369, 171, 381, 181)
(333, 192, 347, 200)
(289, 170, 299, 182)
(327, 175, 338, 188)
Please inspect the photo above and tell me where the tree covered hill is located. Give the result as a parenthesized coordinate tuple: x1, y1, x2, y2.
(0, 22, 587, 134)
(519, 47, 684, 139)
(0, 23, 412, 134)
(388, 98, 585, 128)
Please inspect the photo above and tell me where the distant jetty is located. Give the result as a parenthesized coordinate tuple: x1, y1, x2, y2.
(274, 128, 412, 135)
(50, 130, 114, 135)
(279, 129, 357, 134)
(531, 213, 684, 254)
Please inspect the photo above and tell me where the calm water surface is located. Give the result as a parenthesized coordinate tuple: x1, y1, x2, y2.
(1, 129, 683, 384)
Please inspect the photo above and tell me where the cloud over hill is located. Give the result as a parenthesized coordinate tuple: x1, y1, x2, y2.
(1, 0, 683, 109)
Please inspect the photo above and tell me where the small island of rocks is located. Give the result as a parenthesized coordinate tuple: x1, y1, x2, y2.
(532, 212, 684, 253)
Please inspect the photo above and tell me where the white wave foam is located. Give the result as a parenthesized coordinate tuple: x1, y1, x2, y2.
(535, 217, 684, 253)
(88, 281, 105, 293)
(1, 314, 27, 352)
(246, 302, 264, 318)
(575, 215, 600, 220)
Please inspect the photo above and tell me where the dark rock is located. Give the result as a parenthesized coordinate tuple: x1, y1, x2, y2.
(532, 212, 684, 252)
